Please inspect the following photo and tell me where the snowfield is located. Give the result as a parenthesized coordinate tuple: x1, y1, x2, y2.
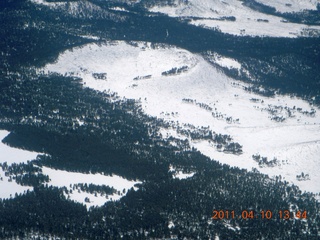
(149, 0, 320, 37)
(0, 131, 40, 165)
(43, 41, 320, 196)
(41, 167, 140, 209)
(0, 130, 140, 207)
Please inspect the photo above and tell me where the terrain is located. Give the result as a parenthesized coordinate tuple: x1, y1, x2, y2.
(0, 0, 319, 239)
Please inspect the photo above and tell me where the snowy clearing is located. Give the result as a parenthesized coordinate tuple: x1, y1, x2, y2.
(43, 41, 320, 195)
(0, 130, 37, 199)
(169, 165, 195, 180)
(0, 130, 140, 207)
(42, 167, 141, 209)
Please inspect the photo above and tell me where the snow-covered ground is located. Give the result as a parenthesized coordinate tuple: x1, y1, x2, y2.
(0, 130, 37, 198)
(42, 167, 140, 209)
(169, 164, 195, 180)
(0, 131, 39, 165)
(43, 41, 320, 196)
(255, 0, 319, 13)
(209, 53, 242, 70)
(30, 0, 126, 22)
(0, 130, 140, 207)
(149, 0, 320, 37)
(30, 0, 320, 38)
(31, 0, 64, 7)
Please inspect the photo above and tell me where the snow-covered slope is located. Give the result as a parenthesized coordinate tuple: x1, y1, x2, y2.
(43, 41, 320, 195)
(31, 0, 127, 21)
(0, 130, 37, 198)
(255, 0, 319, 13)
(0, 130, 140, 207)
(0, 131, 39, 165)
(149, 0, 320, 37)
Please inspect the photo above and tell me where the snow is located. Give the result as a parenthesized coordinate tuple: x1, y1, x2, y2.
(30, 0, 64, 7)
(175, 171, 195, 179)
(168, 220, 175, 229)
(169, 164, 195, 180)
(0, 130, 140, 207)
(42, 167, 141, 208)
(80, 35, 100, 41)
(224, 222, 240, 232)
(0, 130, 38, 199)
(149, 0, 320, 37)
(29, 0, 320, 38)
(207, 52, 241, 70)
(30, 0, 124, 23)
(255, 0, 319, 13)
(109, 7, 130, 12)
(0, 175, 32, 199)
(43, 41, 320, 196)
(0, 130, 39, 165)
(30, 0, 320, 38)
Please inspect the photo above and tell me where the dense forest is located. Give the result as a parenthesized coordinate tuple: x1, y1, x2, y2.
(0, 0, 319, 239)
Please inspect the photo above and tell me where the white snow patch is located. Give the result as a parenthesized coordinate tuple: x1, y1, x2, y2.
(76, 118, 85, 126)
(0, 130, 40, 165)
(0, 130, 39, 199)
(109, 6, 130, 12)
(43, 41, 320, 195)
(42, 167, 141, 208)
(175, 171, 195, 179)
(80, 35, 100, 41)
(224, 222, 240, 232)
(30, 0, 64, 7)
(168, 220, 175, 229)
(208, 52, 241, 70)
(169, 164, 195, 180)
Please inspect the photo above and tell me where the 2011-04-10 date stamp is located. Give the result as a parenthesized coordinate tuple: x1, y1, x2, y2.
(212, 210, 307, 220)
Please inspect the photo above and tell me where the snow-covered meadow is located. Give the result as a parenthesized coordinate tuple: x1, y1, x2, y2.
(41, 167, 140, 209)
(0, 130, 36, 198)
(43, 41, 320, 196)
(0, 130, 140, 207)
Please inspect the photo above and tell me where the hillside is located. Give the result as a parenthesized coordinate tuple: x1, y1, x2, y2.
(0, 0, 319, 238)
